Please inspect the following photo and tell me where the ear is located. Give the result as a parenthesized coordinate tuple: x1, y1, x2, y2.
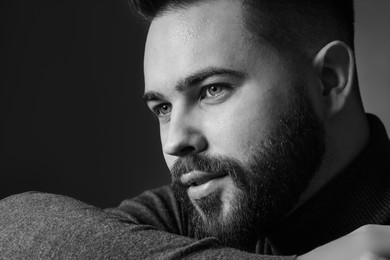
(313, 40, 355, 118)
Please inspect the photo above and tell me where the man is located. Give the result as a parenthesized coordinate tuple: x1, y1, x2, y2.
(0, 0, 389, 259)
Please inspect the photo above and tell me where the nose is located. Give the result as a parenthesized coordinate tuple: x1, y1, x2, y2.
(162, 110, 207, 157)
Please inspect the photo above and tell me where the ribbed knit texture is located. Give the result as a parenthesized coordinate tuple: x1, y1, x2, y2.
(268, 114, 390, 255)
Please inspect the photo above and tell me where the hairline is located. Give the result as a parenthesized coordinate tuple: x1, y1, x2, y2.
(150, 0, 312, 66)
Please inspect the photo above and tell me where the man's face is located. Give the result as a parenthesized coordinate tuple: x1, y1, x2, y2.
(143, 0, 325, 250)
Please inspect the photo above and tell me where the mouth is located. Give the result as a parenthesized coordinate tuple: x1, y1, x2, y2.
(181, 171, 228, 200)
(181, 170, 227, 186)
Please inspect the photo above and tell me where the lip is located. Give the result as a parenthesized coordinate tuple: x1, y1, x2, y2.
(187, 176, 229, 200)
(181, 171, 228, 200)
(181, 170, 227, 187)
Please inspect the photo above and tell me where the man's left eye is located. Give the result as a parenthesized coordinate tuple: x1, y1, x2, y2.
(205, 85, 224, 97)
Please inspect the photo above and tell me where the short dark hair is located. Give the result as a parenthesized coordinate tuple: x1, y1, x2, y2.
(130, 0, 355, 58)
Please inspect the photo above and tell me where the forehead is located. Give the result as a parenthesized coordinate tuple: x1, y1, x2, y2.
(144, 0, 260, 92)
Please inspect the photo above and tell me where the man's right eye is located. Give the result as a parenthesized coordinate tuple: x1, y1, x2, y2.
(154, 103, 172, 117)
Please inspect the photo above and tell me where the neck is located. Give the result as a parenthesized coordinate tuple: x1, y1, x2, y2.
(291, 105, 370, 213)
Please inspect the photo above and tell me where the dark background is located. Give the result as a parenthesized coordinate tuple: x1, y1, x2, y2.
(2, 0, 389, 208)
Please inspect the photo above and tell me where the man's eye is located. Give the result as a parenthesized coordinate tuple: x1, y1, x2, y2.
(204, 85, 225, 98)
(155, 104, 172, 116)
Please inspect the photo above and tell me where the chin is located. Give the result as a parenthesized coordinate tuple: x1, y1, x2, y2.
(190, 185, 260, 251)
(192, 177, 240, 222)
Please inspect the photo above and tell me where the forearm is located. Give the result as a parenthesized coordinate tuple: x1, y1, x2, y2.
(0, 192, 296, 259)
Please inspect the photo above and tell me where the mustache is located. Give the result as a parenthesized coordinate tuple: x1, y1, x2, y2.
(170, 154, 249, 190)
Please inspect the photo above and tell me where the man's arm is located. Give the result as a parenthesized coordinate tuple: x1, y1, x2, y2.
(0, 190, 294, 259)
(2, 189, 388, 259)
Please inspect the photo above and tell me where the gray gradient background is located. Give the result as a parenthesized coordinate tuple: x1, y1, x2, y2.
(2, 0, 389, 207)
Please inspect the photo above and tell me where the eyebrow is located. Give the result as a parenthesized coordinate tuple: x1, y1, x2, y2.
(142, 67, 246, 103)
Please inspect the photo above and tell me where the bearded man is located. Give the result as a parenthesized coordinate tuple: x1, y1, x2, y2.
(1, 0, 390, 259)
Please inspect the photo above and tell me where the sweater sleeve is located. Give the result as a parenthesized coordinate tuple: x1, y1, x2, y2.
(0, 188, 296, 259)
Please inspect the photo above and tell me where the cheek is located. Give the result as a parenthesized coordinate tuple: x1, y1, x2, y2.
(205, 84, 288, 160)
(226, 108, 267, 159)
(159, 125, 175, 169)
(163, 153, 176, 170)
(204, 101, 262, 159)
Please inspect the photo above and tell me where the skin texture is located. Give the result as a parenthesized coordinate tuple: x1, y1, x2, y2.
(143, 0, 372, 255)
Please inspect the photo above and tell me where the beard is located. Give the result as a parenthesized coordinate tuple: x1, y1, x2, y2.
(170, 83, 326, 251)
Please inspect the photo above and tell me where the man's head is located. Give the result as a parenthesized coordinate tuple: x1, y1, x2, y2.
(137, 0, 365, 251)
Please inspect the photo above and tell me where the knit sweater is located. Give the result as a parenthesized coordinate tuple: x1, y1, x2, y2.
(0, 114, 389, 259)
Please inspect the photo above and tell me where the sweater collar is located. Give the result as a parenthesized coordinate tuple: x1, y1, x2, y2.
(266, 114, 390, 255)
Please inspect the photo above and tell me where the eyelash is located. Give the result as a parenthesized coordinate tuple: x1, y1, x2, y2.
(200, 84, 230, 99)
(153, 103, 171, 117)
(152, 84, 232, 117)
